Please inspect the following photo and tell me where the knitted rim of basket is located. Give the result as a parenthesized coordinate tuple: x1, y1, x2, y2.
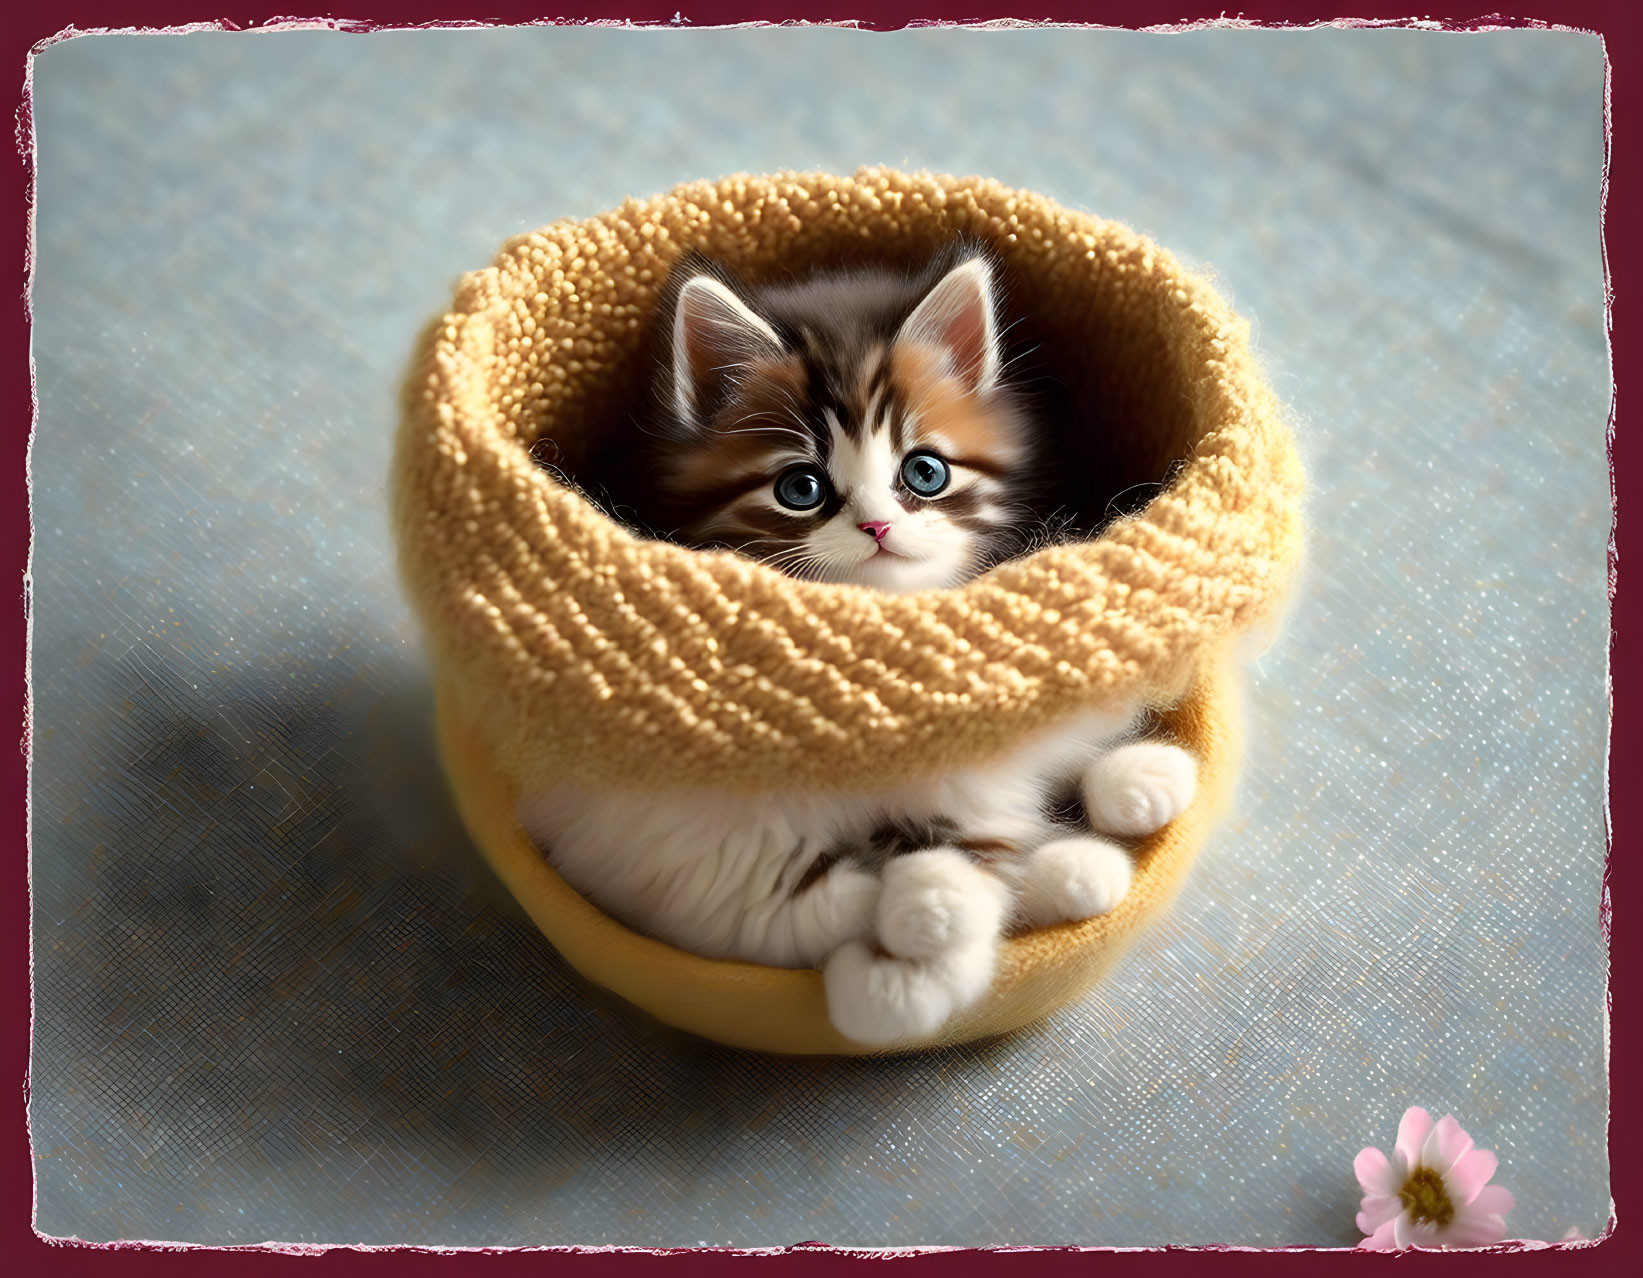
(434, 659, 1239, 1056)
(392, 168, 1303, 800)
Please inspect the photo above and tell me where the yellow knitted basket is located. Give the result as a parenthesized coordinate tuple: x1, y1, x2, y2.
(393, 168, 1303, 1056)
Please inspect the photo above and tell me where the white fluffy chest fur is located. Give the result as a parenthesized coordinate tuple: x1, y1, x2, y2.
(517, 706, 1137, 964)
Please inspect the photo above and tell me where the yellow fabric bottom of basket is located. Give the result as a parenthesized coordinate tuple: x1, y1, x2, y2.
(434, 663, 1240, 1057)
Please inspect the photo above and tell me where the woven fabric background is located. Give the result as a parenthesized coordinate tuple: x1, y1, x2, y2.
(28, 26, 1608, 1247)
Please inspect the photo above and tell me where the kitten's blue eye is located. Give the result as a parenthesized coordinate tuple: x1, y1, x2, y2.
(901, 451, 951, 497)
(774, 466, 828, 511)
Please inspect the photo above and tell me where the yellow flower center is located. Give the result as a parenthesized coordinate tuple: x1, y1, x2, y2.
(1399, 1166, 1455, 1227)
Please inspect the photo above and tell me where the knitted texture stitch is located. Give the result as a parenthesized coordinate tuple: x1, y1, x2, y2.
(392, 169, 1303, 796)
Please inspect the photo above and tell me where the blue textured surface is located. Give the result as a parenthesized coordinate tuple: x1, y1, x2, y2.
(28, 26, 1609, 1247)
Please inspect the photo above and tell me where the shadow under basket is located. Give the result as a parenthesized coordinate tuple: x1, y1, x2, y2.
(393, 168, 1304, 1057)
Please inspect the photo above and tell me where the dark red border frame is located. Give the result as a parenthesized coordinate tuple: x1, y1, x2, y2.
(5, 2, 1635, 1272)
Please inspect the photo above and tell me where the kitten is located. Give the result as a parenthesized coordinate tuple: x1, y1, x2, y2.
(646, 247, 1040, 591)
(518, 250, 1198, 1046)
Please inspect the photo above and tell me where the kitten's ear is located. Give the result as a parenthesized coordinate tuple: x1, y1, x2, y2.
(671, 274, 783, 426)
(896, 256, 1001, 395)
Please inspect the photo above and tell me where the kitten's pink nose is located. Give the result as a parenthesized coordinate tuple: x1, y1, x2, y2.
(859, 520, 891, 543)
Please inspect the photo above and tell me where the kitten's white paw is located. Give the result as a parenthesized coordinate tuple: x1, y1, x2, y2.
(1082, 741, 1198, 838)
(876, 848, 1009, 961)
(781, 863, 879, 967)
(1016, 837, 1133, 928)
(822, 938, 997, 1047)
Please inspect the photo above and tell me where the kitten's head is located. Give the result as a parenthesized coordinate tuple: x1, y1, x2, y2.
(649, 251, 1039, 593)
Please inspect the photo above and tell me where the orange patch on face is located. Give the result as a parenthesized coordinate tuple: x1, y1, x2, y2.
(889, 343, 1025, 467)
(661, 354, 815, 508)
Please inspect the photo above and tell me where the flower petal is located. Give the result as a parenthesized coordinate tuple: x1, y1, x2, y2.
(1421, 1113, 1474, 1174)
(1445, 1148, 1498, 1205)
(1357, 1195, 1402, 1235)
(1470, 1184, 1514, 1218)
(1354, 1146, 1402, 1196)
(1436, 1212, 1508, 1249)
(1358, 1219, 1402, 1251)
(1396, 1107, 1434, 1166)
(1393, 1212, 1439, 1249)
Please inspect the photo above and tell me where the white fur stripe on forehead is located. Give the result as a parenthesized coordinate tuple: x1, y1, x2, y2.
(827, 416, 902, 519)
(672, 275, 784, 426)
(895, 257, 1000, 395)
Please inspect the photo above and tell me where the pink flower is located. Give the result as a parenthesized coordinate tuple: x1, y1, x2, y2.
(1354, 1107, 1515, 1249)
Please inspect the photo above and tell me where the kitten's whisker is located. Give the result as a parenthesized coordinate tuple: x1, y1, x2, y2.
(705, 409, 816, 449)
(743, 542, 819, 575)
(1099, 480, 1164, 523)
(714, 422, 812, 448)
(780, 403, 814, 436)
(627, 410, 670, 441)
(760, 549, 815, 572)
(996, 341, 1042, 378)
